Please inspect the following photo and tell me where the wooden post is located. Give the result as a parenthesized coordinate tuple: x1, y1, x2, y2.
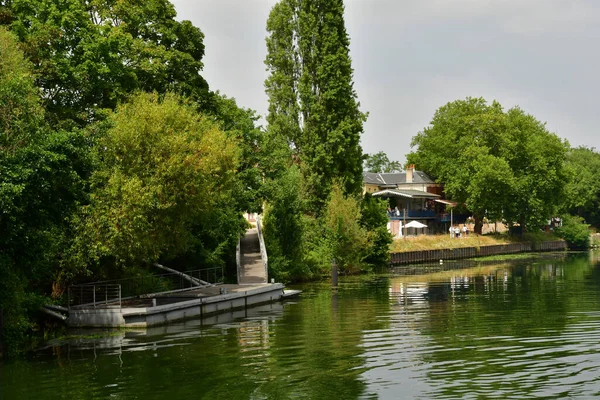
(332, 259, 338, 287)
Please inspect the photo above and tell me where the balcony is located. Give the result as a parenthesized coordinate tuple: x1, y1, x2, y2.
(389, 210, 437, 219)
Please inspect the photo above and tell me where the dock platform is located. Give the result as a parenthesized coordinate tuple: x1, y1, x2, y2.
(65, 215, 300, 328)
(68, 283, 286, 328)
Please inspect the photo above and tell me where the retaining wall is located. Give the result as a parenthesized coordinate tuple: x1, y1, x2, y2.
(389, 240, 567, 266)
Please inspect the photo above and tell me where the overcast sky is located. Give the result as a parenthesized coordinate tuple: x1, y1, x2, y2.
(171, 0, 600, 163)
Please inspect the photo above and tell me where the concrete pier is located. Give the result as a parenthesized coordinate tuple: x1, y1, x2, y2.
(68, 283, 285, 328)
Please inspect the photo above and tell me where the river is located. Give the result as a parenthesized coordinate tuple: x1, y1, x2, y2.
(2, 252, 600, 399)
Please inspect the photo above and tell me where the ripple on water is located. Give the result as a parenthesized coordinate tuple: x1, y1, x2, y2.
(4, 255, 600, 399)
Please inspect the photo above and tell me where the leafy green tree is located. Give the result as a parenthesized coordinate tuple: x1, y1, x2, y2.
(2, 0, 209, 126)
(408, 97, 568, 233)
(265, 0, 366, 212)
(76, 92, 239, 267)
(563, 146, 600, 227)
(364, 151, 402, 173)
(210, 93, 264, 214)
(263, 0, 393, 280)
(0, 26, 43, 148)
(323, 183, 369, 273)
(0, 27, 92, 354)
(360, 194, 393, 268)
(262, 166, 307, 282)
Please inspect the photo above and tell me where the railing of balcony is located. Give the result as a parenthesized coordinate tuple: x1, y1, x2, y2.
(389, 210, 437, 219)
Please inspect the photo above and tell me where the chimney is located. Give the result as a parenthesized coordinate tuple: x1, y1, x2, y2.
(406, 164, 415, 183)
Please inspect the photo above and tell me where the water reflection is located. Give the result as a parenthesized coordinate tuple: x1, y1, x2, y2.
(3, 252, 600, 399)
(361, 252, 600, 399)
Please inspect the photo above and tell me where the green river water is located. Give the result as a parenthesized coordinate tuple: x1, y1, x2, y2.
(2, 252, 600, 399)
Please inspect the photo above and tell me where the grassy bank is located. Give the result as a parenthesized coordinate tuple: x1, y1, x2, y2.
(390, 232, 561, 253)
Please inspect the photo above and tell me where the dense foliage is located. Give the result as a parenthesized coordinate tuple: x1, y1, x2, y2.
(1, 0, 210, 126)
(0, 26, 92, 354)
(555, 215, 591, 249)
(75, 93, 240, 268)
(563, 146, 600, 227)
(265, 0, 366, 210)
(364, 151, 402, 173)
(0, 1, 260, 355)
(407, 97, 569, 233)
(263, 0, 390, 281)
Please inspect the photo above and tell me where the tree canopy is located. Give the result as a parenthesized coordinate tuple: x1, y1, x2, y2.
(0, 27, 92, 353)
(563, 146, 600, 227)
(76, 92, 239, 266)
(364, 151, 402, 173)
(407, 97, 568, 232)
(265, 0, 366, 211)
(2, 0, 210, 126)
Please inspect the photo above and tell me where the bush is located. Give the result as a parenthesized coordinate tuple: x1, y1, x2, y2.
(556, 214, 591, 249)
(360, 194, 392, 268)
(263, 167, 306, 282)
(323, 183, 369, 274)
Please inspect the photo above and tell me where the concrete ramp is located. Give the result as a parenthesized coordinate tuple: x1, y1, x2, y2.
(238, 227, 267, 284)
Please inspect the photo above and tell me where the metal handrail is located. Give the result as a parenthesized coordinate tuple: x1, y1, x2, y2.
(68, 266, 224, 308)
(256, 215, 269, 283)
(68, 283, 121, 310)
(75, 267, 224, 286)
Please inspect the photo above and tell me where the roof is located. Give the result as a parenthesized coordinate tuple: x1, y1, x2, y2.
(363, 171, 435, 186)
(372, 189, 440, 199)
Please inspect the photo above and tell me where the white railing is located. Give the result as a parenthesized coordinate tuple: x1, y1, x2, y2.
(236, 234, 242, 284)
(256, 215, 269, 283)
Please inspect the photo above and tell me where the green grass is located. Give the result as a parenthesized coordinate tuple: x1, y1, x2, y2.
(390, 232, 562, 253)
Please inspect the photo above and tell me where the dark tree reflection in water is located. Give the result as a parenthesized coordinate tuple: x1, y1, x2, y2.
(2, 253, 600, 399)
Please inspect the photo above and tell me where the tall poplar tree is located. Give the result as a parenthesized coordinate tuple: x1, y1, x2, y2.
(265, 0, 366, 212)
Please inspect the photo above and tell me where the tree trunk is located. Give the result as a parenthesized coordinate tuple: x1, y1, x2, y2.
(474, 215, 483, 235)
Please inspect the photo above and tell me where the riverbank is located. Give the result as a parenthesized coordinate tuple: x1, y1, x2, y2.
(390, 232, 561, 253)
(389, 239, 566, 265)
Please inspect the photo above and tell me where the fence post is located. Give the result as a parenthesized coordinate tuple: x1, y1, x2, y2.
(93, 286, 96, 309)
